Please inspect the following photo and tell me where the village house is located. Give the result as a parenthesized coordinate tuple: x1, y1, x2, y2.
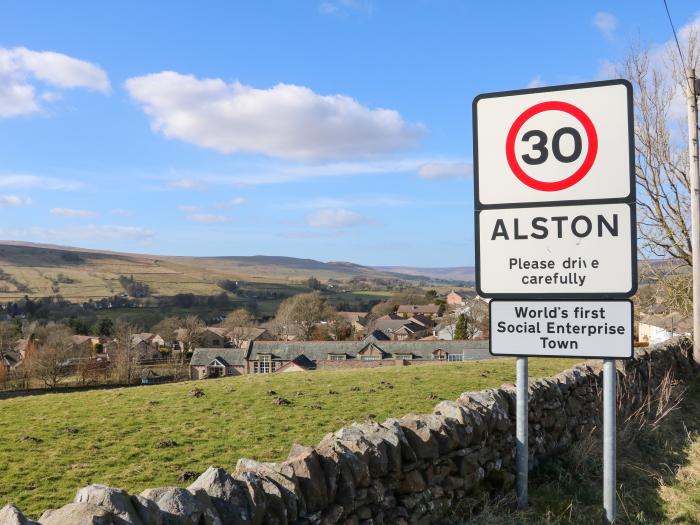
(189, 336, 489, 379)
(189, 347, 247, 379)
(638, 313, 692, 345)
(336, 311, 369, 333)
(396, 304, 443, 318)
(446, 290, 465, 306)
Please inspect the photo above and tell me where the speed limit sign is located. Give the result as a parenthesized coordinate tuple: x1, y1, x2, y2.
(473, 80, 633, 207)
(472, 79, 637, 298)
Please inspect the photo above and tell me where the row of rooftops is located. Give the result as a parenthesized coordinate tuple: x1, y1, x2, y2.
(190, 337, 490, 367)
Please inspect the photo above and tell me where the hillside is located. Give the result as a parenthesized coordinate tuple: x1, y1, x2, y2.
(0, 358, 575, 518)
(373, 265, 476, 282)
(0, 241, 446, 301)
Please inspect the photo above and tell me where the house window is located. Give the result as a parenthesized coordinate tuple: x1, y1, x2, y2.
(329, 354, 346, 361)
(257, 355, 272, 373)
(448, 354, 464, 362)
(212, 339, 220, 346)
(433, 351, 447, 360)
(361, 355, 381, 361)
(395, 353, 412, 360)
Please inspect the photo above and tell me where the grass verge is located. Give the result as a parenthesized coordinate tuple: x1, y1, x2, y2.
(0, 357, 574, 518)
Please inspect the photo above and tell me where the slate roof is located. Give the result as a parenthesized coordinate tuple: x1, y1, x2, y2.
(374, 319, 425, 334)
(247, 339, 490, 362)
(190, 347, 248, 366)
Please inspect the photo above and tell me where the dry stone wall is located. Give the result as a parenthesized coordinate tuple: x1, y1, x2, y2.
(1, 340, 694, 525)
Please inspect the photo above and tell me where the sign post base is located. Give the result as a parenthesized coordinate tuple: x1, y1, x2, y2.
(516, 356, 528, 509)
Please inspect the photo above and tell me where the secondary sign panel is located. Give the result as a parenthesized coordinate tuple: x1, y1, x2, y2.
(476, 202, 636, 297)
(489, 300, 633, 358)
(473, 80, 633, 208)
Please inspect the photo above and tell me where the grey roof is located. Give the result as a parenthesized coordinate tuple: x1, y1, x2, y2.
(364, 330, 390, 342)
(190, 347, 247, 366)
(374, 319, 420, 333)
(248, 339, 490, 362)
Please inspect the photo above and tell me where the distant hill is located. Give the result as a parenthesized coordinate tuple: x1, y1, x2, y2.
(373, 266, 475, 282)
(0, 241, 460, 301)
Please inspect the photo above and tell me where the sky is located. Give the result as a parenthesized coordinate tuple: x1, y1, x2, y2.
(0, 1, 698, 267)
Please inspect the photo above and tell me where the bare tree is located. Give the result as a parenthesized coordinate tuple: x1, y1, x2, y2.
(274, 292, 336, 341)
(222, 308, 257, 347)
(110, 320, 142, 385)
(176, 315, 204, 363)
(624, 31, 699, 310)
(33, 324, 74, 389)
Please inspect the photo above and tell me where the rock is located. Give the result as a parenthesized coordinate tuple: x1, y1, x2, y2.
(233, 470, 268, 525)
(17, 436, 41, 444)
(189, 388, 204, 398)
(398, 470, 426, 494)
(381, 418, 417, 464)
(0, 504, 38, 525)
(235, 458, 301, 521)
(74, 484, 143, 525)
(398, 415, 439, 459)
(131, 495, 163, 525)
(188, 488, 222, 525)
(284, 446, 329, 512)
(155, 439, 178, 449)
(139, 487, 203, 525)
(177, 471, 198, 483)
(187, 467, 251, 524)
(40, 502, 116, 525)
(272, 397, 291, 406)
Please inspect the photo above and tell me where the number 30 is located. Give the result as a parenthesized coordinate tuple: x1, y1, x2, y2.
(521, 127, 582, 165)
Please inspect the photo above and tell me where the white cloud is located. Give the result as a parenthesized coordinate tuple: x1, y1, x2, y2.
(167, 178, 207, 191)
(306, 208, 374, 229)
(178, 204, 199, 213)
(158, 156, 461, 187)
(0, 47, 110, 117)
(527, 76, 546, 89)
(226, 197, 246, 206)
(593, 11, 617, 41)
(50, 207, 96, 218)
(0, 174, 82, 190)
(319, 0, 372, 16)
(417, 162, 472, 180)
(110, 208, 131, 216)
(292, 196, 409, 209)
(188, 213, 229, 224)
(0, 225, 154, 243)
(125, 71, 423, 161)
(0, 195, 31, 207)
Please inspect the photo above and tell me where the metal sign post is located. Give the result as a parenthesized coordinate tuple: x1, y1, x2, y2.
(603, 359, 616, 524)
(516, 356, 528, 509)
(472, 80, 637, 519)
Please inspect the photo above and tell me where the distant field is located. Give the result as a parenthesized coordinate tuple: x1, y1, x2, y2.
(0, 242, 454, 302)
(0, 358, 577, 518)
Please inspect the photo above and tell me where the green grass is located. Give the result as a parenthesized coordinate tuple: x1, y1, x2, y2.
(464, 383, 700, 524)
(0, 358, 575, 518)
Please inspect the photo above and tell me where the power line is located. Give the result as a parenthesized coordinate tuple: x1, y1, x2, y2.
(662, 0, 687, 71)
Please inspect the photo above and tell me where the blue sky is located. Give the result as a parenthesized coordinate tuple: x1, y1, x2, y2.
(0, 1, 697, 266)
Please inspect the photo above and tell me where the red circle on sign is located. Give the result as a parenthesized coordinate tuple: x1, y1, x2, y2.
(505, 101, 598, 192)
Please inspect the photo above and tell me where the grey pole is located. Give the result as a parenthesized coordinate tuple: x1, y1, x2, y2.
(516, 356, 528, 509)
(687, 68, 700, 363)
(603, 359, 617, 524)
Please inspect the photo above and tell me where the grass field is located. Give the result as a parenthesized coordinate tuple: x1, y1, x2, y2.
(0, 358, 576, 518)
(0, 242, 441, 302)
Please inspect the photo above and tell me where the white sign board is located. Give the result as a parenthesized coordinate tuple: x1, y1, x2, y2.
(490, 300, 633, 358)
(476, 202, 636, 297)
(473, 80, 633, 207)
(473, 80, 637, 298)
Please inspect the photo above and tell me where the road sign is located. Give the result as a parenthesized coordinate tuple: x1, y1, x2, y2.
(473, 80, 634, 208)
(489, 300, 633, 358)
(476, 202, 636, 297)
